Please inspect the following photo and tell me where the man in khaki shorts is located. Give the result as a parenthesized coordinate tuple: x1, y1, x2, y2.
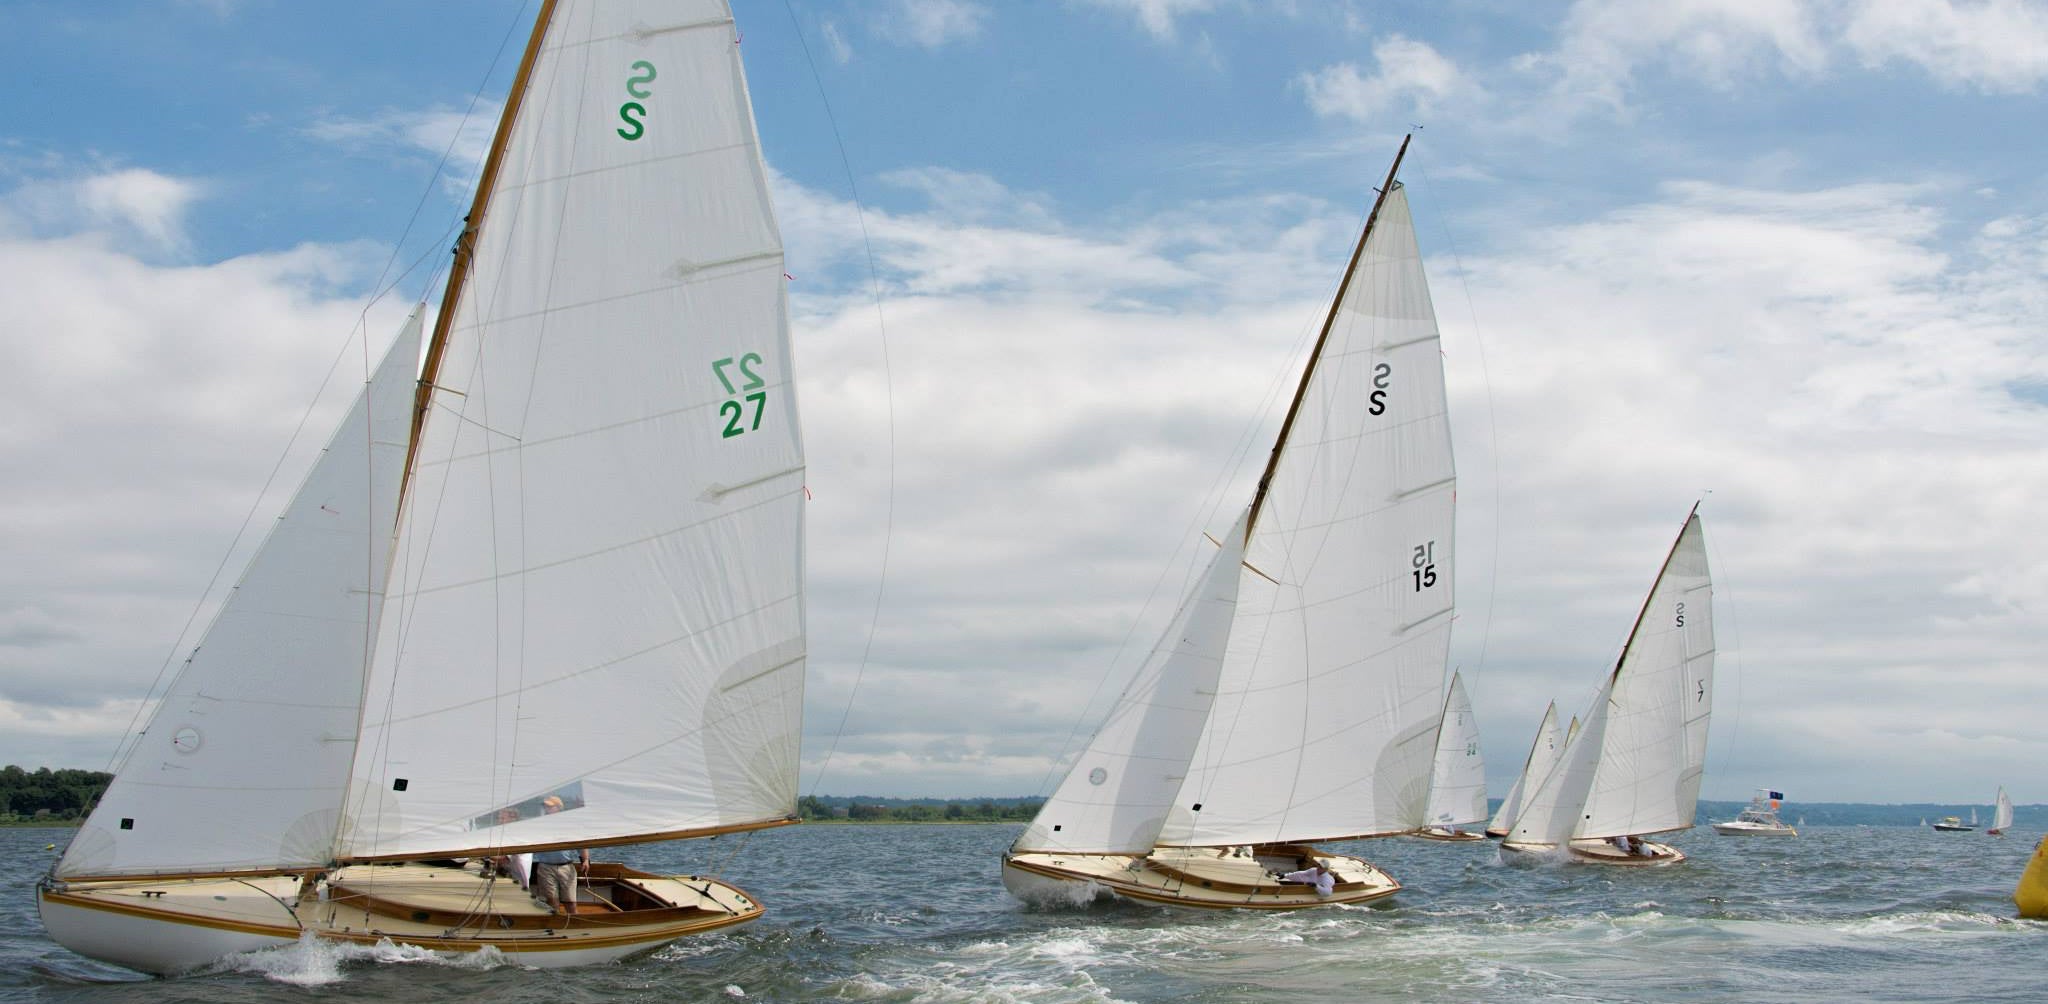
(529, 795, 589, 914)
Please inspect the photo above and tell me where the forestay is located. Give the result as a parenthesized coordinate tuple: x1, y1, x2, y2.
(340, 0, 805, 861)
(1159, 183, 1455, 848)
(1014, 510, 1250, 855)
(1423, 671, 1487, 828)
(59, 311, 424, 879)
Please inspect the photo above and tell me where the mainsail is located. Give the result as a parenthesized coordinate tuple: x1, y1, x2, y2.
(1506, 511, 1714, 847)
(340, 0, 805, 861)
(1423, 671, 1487, 828)
(1157, 176, 1457, 848)
(1486, 700, 1560, 837)
(59, 311, 424, 879)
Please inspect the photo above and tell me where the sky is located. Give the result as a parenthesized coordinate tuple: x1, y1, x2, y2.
(2, 0, 2045, 807)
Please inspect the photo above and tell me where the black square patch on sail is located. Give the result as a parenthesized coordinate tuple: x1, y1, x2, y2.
(120, 818, 134, 830)
(393, 778, 409, 791)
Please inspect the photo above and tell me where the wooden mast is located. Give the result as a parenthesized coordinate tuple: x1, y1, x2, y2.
(1605, 501, 1703, 686)
(1245, 133, 1410, 537)
(401, 0, 561, 496)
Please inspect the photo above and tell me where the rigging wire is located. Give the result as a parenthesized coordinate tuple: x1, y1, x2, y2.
(1026, 207, 1341, 803)
(98, 3, 531, 786)
(776, 0, 899, 802)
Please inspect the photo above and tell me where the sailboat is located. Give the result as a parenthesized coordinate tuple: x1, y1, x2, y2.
(1416, 672, 1487, 841)
(1001, 136, 1456, 909)
(1500, 509, 1713, 866)
(1990, 788, 2014, 836)
(1485, 703, 1564, 839)
(39, 0, 806, 974)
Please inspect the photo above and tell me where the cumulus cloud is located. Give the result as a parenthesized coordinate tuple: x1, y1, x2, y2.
(878, 0, 989, 47)
(302, 101, 502, 190)
(0, 167, 204, 254)
(1515, 0, 2048, 123)
(0, 167, 410, 768)
(1298, 35, 1477, 122)
(1841, 0, 2048, 92)
(1070, 0, 1223, 43)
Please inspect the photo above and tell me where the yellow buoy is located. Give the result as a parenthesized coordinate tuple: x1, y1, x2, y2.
(2016, 836, 2048, 919)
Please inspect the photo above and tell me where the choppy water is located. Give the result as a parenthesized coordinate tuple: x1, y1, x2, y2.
(4, 822, 2041, 1002)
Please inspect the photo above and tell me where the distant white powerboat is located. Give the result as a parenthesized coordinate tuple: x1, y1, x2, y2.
(1711, 789, 1797, 837)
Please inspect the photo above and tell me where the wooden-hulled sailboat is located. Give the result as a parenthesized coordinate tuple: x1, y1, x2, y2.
(1416, 672, 1488, 841)
(1002, 136, 1456, 909)
(1989, 788, 2014, 836)
(1500, 509, 1713, 867)
(1484, 703, 1564, 839)
(40, 0, 807, 974)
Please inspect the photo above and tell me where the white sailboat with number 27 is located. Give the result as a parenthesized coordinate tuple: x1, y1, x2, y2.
(40, 0, 807, 974)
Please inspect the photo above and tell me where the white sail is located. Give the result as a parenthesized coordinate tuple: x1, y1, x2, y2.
(1504, 679, 1614, 848)
(1505, 511, 1713, 847)
(60, 310, 424, 878)
(1575, 514, 1713, 839)
(1160, 182, 1455, 847)
(1015, 510, 1250, 855)
(339, 0, 805, 861)
(1485, 700, 1560, 837)
(1994, 788, 2014, 832)
(1423, 672, 1487, 828)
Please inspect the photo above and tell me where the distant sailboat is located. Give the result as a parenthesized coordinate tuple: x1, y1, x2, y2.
(1501, 509, 1714, 866)
(1484, 703, 1563, 839)
(1002, 136, 1456, 909)
(40, 0, 807, 974)
(1990, 788, 2014, 836)
(1416, 672, 1487, 841)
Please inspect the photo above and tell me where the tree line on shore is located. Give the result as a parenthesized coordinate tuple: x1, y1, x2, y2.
(0, 766, 112, 821)
(796, 794, 1043, 822)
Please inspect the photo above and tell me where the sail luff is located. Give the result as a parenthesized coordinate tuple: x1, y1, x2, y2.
(403, 0, 561, 497)
(1246, 133, 1409, 537)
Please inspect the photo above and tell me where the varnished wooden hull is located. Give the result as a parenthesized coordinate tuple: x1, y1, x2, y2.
(1411, 827, 1485, 842)
(38, 861, 761, 976)
(1499, 838, 1687, 867)
(1002, 844, 1401, 910)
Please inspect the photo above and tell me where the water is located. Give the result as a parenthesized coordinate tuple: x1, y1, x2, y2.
(4, 823, 2041, 1002)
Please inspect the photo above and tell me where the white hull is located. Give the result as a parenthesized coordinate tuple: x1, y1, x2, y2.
(39, 862, 762, 976)
(1412, 826, 1486, 842)
(1711, 820, 1798, 837)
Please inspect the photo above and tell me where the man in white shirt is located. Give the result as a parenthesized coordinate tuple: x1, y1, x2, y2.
(1279, 860, 1334, 896)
